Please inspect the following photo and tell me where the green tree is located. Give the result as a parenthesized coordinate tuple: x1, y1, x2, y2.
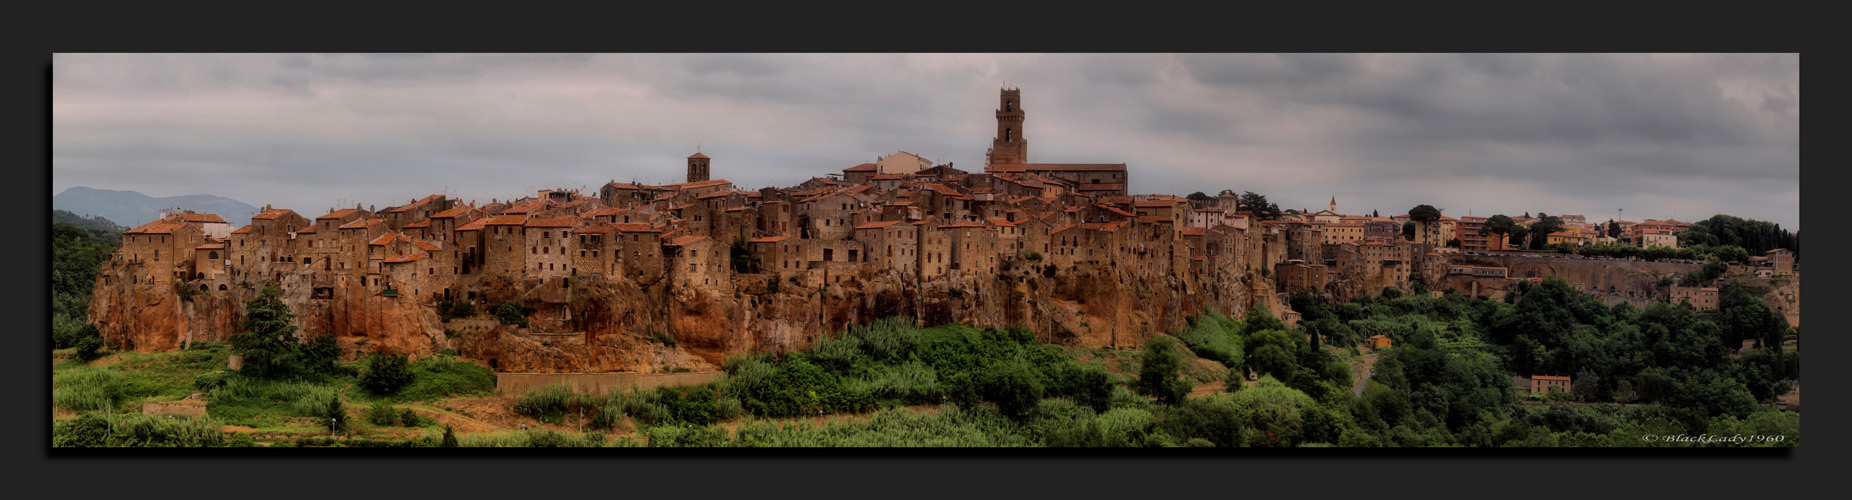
(1480, 214, 1518, 250)
(231, 286, 301, 378)
(359, 352, 413, 395)
(1139, 335, 1192, 405)
(983, 359, 1046, 421)
(1238, 191, 1283, 221)
(1526, 215, 1564, 250)
(1187, 191, 1213, 202)
(1401, 221, 1416, 241)
(1407, 205, 1441, 222)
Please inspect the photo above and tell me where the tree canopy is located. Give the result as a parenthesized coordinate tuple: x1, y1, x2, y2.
(1237, 192, 1283, 221)
(1407, 205, 1442, 222)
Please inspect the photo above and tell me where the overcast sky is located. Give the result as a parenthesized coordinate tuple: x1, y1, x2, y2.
(52, 53, 1800, 230)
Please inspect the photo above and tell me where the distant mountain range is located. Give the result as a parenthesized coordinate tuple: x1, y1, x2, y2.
(53, 187, 259, 229)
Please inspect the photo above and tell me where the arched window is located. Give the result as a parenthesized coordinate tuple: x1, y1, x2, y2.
(218, 284, 228, 291)
(1005, 128, 1012, 141)
(1006, 101, 1013, 112)
(208, 251, 218, 260)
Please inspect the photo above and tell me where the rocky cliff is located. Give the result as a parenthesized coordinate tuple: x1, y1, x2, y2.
(90, 255, 1270, 372)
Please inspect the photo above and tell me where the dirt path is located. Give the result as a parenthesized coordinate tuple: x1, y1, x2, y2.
(1351, 348, 1380, 396)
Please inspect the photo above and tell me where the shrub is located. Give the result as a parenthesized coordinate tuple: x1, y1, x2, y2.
(442, 301, 478, 321)
(513, 384, 575, 424)
(367, 400, 399, 426)
(646, 425, 731, 447)
(73, 335, 107, 362)
(490, 302, 534, 327)
(358, 353, 413, 396)
(399, 407, 425, 427)
(441, 425, 460, 447)
(982, 359, 1046, 422)
(1050, 362, 1115, 411)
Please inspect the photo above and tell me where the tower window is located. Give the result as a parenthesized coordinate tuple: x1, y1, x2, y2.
(1005, 128, 1012, 141)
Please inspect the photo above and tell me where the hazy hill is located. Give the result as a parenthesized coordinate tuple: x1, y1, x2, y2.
(54, 186, 258, 229)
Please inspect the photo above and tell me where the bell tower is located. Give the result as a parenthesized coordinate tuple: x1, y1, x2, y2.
(687, 152, 710, 183)
(987, 88, 1027, 165)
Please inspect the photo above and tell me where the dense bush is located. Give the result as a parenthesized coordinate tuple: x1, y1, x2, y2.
(358, 353, 413, 395)
(490, 302, 535, 327)
(367, 400, 399, 426)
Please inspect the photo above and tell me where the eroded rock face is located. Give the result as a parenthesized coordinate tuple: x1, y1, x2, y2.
(91, 255, 1273, 370)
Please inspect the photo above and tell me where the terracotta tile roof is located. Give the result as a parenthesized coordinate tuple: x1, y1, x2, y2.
(925, 183, 968, 198)
(844, 163, 878, 172)
(1194, 256, 1207, 261)
(404, 220, 432, 228)
(1081, 222, 1125, 232)
(484, 215, 529, 226)
(697, 190, 734, 200)
(1140, 216, 1172, 224)
(339, 218, 384, 230)
(603, 181, 645, 190)
(1098, 205, 1136, 217)
(383, 253, 425, 264)
(665, 235, 709, 247)
(856, 220, 902, 229)
(749, 236, 790, 243)
(319, 208, 362, 220)
(725, 207, 747, 213)
(1181, 227, 1206, 236)
(427, 205, 472, 218)
(231, 225, 255, 234)
(251, 208, 296, 220)
(524, 217, 576, 228)
(1050, 224, 1079, 234)
(454, 219, 488, 231)
(678, 179, 732, 190)
(174, 212, 228, 224)
(389, 194, 445, 212)
(688, 152, 709, 159)
(1532, 375, 1571, 381)
(415, 241, 442, 251)
(368, 233, 401, 246)
(573, 225, 615, 234)
(987, 218, 1017, 227)
(195, 242, 224, 250)
(611, 223, 659, 233)
(295, 226, 317, 234)
(939, 221, 989, 229)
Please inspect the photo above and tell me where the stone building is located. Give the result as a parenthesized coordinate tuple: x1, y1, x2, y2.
(854, 220, 917, 275)
(523, 217, 577, 279)
(687, 152, 711, 183)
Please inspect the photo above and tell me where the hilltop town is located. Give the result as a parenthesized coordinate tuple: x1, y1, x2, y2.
(88, 88, 1801, 372)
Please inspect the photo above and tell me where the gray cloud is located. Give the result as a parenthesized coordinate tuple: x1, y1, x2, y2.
(53, 53, 1798, 229)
